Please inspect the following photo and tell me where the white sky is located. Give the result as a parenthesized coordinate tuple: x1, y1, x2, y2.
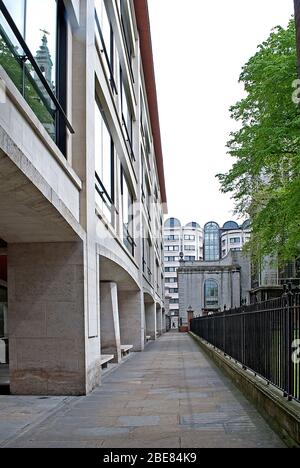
(148, 0, 294, 228)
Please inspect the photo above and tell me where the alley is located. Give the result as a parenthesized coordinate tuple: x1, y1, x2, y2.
(1, 333, 285, 448)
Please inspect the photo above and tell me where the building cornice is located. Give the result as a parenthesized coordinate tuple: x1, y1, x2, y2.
(133, 0, 167, 206)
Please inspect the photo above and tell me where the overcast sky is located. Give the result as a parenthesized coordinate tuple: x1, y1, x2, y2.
(148, 0, 294, 228)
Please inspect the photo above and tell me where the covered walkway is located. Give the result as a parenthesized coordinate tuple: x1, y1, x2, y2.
(1, 333, 284, 448)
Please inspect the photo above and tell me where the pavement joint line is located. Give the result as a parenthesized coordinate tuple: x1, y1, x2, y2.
(0, 396, 78, 448)
(0, 333, 286, 448)
(101, 351, 137, 381)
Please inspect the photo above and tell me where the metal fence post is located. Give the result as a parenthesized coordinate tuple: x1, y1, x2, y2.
(287, 288, 294, 401)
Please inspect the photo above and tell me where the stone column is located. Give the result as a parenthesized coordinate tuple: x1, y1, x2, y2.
(156, 307, 163, 336)
(118, 290, 144, 352)
(145, 302, 156, 340)
(8, 242, 87, 396)
(162, 310, 166, 333)
(100, 282, 121, 363)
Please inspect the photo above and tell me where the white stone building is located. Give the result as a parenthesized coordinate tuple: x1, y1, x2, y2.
(0, 0, 167, 395)
(220, 221, 251, 259)
(164, 218, 203, 327)
(178, 251, 252, 324)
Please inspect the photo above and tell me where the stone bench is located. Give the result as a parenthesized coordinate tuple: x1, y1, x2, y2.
(121, 345, 133, 357)
(100, 355, 114, 369)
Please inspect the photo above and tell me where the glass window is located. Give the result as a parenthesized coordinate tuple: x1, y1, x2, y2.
(165, 246, 179, 252)
(165, 267, 177, 273)
(26, 0, 57, 86)
(230, 237, 241, 244)
(205, 279, 219, 308)
(184, 245, 195, 251)
(120, 0, 134, 79)
(204, 222, 220, 261)
(95, 98, 114, 224)
(2, 0, 26, 39)
(2, 0, 57, 89)
(184, 235, 195, 241)
(95, 0, 116, 93)
(0, 0, 68, 151)
(165, 277, 177, 284)
(121, 168, 134, 256)
(121, 68, 133, 152)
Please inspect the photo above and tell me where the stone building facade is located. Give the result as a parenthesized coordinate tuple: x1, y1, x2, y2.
(0, 0, 167, 395)
(178, 251, 251, 324)
(164, 218, 203, 328)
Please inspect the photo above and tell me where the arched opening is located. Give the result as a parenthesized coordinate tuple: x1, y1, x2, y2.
(204, 279, 219, 309)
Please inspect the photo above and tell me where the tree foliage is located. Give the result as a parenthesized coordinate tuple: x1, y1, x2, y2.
(217, 19, 300, 264)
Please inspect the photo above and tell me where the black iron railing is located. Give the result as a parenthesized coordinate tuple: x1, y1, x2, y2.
(191, 292, 300, 403)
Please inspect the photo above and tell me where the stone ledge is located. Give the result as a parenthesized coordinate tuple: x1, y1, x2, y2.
(189, 332, 300, 448)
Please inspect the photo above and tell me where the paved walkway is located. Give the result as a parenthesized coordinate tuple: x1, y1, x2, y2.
(1, 332, 285, 448)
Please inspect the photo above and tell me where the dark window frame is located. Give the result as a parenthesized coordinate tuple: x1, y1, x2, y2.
(121, 166, 135, 257)
(95, 95, 115, 217)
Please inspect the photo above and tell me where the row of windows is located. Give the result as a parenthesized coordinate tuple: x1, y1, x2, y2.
(165, 245, 198, 252)
(222, 237, 242, 245)
(167, 288, 178, 294)
(165, 267, 177, 273)
(95, 96, 135, 256)
(169, 299, 179, 305)
(164, 235, 180, 241)
(164, 256, 180, 262)
(184, 235, 196, 241)
(165, 245, 179, 252)
(94, 2, 163, 263)
(95, 0, 136, 163)
(164, 235, 201, 242)
(165, 277, 177, 284)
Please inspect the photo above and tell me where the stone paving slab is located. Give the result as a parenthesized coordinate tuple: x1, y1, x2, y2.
(0, 332, 286, 448)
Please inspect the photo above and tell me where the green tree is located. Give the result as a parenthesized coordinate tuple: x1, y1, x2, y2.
(217, 18, 300, 264)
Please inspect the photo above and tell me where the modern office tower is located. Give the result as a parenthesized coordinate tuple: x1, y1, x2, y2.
(0, 0, 167, 395)
(164, 218, 203, 326)
(203, 220, 251, 261)
(220, 220, 251, 258)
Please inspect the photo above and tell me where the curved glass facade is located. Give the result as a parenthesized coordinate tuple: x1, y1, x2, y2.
(222, 221, 239, 230)
(204, 222, 220, 261)
(164, 218, 181, 229)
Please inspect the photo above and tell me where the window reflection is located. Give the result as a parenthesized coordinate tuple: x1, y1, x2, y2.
(121, 168, 134, 256)
(0, 0, 67, 148)
(95, 98, 114, 224)
(2, 0, 25, 40)
(204, 222, 220, 261)
(205, 279, 219, 308)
